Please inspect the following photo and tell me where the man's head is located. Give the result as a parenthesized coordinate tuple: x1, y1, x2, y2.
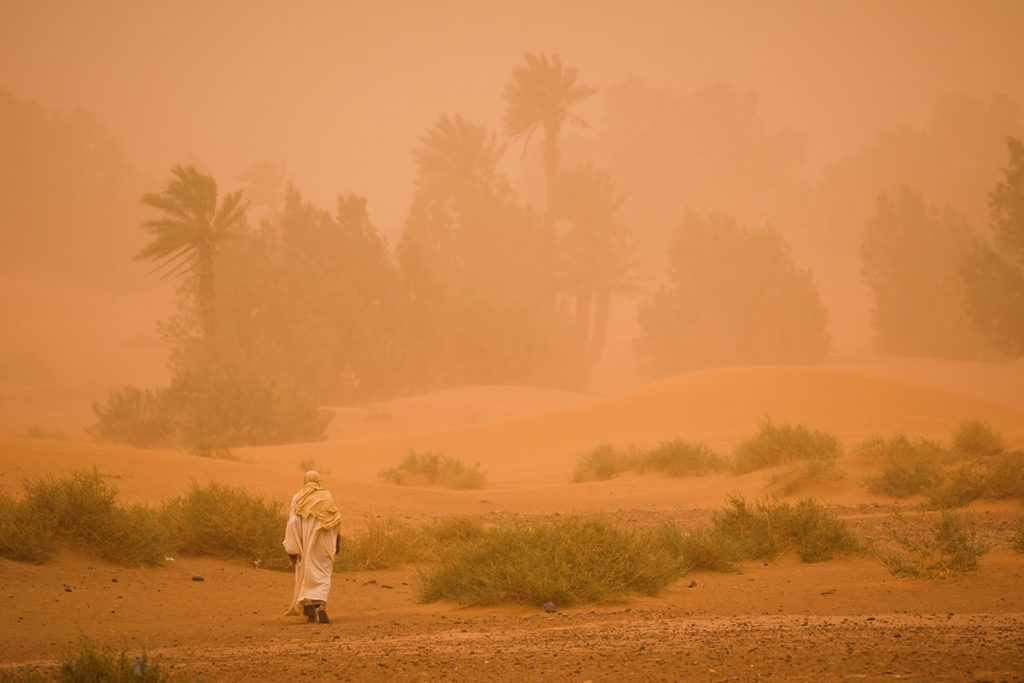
(304, 470, 321, 485)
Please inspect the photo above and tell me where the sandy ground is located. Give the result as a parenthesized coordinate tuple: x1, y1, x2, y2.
(1, 358, 1023, 681)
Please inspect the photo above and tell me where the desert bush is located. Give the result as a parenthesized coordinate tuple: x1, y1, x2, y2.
(983, 453, 1024, 501)
(863, 434, 946, 497)
(571, 442, 631, 482)
(162, 482, 289, 570)
(951, 419, 1005, 458)
(379, 451, 486, 490)
(425, 515, 487, 545)
(10, 471, 166, 566)
(674, 527, 743, 573)
(635, 439, 726, 476)
(56, 639, 172, 682)
(89, 366, 333, 450)
(766, 458, 845, 496)
(417, 514, 684, 606)
(572, 439, 724, 482)
(1012, 519, 1024, 553)
(336, 516, 433, 571)
(880, 510, 986, 578)
(925, 462, 988, 509)
(0, 639, 178, 682)
(711, 496, 858, 562)
(786, 498, 862, 562)
(731, 423, 841, 474)
(88, 385, 169, 447)
(0, 491, 54, 564)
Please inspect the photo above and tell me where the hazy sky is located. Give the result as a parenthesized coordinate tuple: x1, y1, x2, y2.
(3, 0, 1023, 238)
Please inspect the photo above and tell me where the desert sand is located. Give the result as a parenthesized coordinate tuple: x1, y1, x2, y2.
(1, 358, 1023, 681)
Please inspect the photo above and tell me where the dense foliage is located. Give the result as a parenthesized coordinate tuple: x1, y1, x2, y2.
(962, 136, 1024, 357)
(862, 186, 994, 359)
(635, 210, 830, 377)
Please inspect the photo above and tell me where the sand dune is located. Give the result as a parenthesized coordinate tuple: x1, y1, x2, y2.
(2, 361, 1021, 517)
(2, 359, 1024, 680)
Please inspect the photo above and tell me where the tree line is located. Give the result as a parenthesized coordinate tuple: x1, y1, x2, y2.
(82, 54, 1023, 448)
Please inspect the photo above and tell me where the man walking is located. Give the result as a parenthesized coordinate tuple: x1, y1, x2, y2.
(283, 470, 342, 623)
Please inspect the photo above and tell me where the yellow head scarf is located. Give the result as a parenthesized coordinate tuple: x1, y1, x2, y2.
(293, 470, 342, 529)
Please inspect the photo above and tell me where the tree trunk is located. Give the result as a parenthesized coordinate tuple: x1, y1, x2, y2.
(589, 286, 610, 363)
(197, 246, 218, 367)
(574, 288, 592, 354)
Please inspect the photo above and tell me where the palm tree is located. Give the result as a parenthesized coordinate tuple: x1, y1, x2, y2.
(554, 162, 645, 362)
(503, 53, 596, 220)
(412, 114, 508, 217)
(136, 164, 248, 364)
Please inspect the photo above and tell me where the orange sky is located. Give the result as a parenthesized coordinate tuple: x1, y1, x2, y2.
(3, 0, 1022, 238)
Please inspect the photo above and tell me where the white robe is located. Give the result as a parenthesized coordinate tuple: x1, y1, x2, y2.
(282, 491, 340, 615)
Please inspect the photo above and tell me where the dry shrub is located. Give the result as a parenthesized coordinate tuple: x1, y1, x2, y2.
(379, 451, 486, 490)
(863, 434, 946, 497)
(711, 496, 859, 563)
(951, 419, 1005, 458)
(336, 516, 433, 571)
(571, 442, 631, 482)
(1013, 518, 1024, 553)
(572, 439, 724, 482)
(635, 439, 726, 476)
(0, 471, 165, 566)
(732, 422, 841, 474)
(0, 491, 53, 564)
(162, 482, 289, 570)
(879, 510, 986, 578)
(417, 514, 683, 606)
(674, 527, 743, 573)
(766, 458, 845, 496)
(983, 453, 1024, 501)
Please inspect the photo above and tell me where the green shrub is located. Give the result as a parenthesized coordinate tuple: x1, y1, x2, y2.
(571, 443, 631, 482)
(711, 496, 858, 562)
(635, 440, 726, 476)
(379, 451, 486, 490)
(880, 510, 986, 578)
(417, 514, 684, 606)
(732, 423, 841, 474)
(951, 419, 1005, 458)
(863, 434, 946, 497)
(163, 482, 289, 570)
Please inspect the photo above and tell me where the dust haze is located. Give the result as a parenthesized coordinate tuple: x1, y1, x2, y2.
(1, 0, 1023, 434)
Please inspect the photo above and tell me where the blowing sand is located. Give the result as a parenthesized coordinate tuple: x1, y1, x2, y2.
(1, 358, 1023, 681)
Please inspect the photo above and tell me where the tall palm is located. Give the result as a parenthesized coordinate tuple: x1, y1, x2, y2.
(555, 162, 645, 362)
(136, 164, 248, 364)
(412, 114, 508, 216)
(503, 53, 596, 220)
